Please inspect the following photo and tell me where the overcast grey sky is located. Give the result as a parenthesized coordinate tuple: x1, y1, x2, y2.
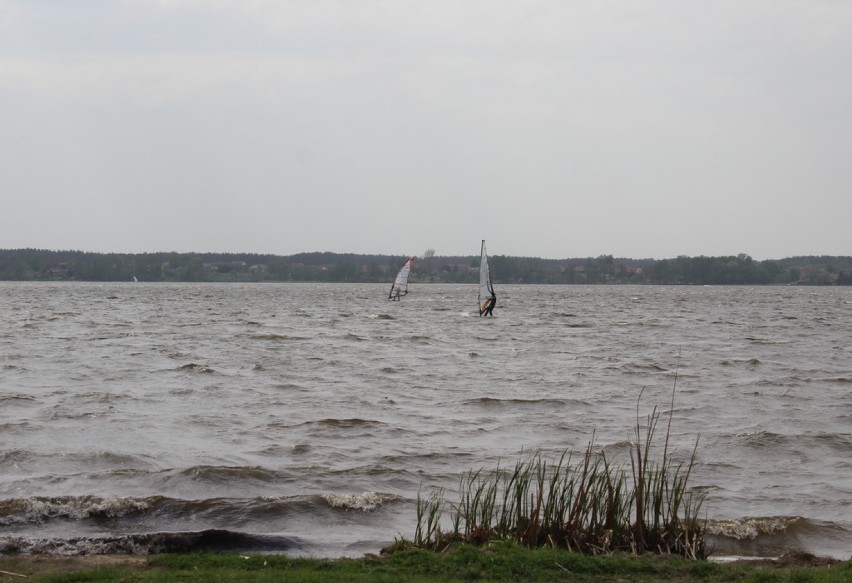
(2, 1, 850, 260)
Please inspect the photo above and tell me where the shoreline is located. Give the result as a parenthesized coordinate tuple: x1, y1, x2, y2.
(0, 548, 847, 581)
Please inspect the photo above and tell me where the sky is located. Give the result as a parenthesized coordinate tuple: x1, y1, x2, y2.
(2, 1, 851, 260)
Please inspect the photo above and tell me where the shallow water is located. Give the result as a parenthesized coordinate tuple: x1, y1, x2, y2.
(0, 282, 850, 559)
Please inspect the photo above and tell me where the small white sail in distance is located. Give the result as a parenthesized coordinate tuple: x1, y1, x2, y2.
(479, 240, 496, 316)
(388, 257, 415, 300)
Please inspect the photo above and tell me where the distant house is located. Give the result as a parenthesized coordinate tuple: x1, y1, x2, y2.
(45, 263, 70, 279)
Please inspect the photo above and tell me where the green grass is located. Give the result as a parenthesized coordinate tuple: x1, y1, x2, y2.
(3, 543, 849, 582)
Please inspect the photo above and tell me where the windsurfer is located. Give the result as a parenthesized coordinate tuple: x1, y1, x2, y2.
(481, 295, 496, 317)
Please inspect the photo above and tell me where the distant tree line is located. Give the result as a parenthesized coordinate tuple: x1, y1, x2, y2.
(1, 248, 851, 285)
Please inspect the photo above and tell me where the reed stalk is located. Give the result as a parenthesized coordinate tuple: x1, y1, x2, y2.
(414, 486, 445, 550)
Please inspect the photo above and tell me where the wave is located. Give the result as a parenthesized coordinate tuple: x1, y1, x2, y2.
(246, 333, 308, 341)
(319, 492, 401, 511)
(297, 418, 385, 431)
(0, 529, 304, 555)
(177, 465, 285, 484)
(0, 393, 38, 404)
(0, 492, 402, 527)
(0, 496, 154, 525)
(719, 358, 761, 366)
(0, 450, 153, 472)
(819, 376, 852, 384)
(0, 449, 31, 465)
(753, 376, 808, 387)
(178, 363, 216, 373)
(462, 397, 577, 408)
(745, 336, 789, 345)
(271, 382, 308, 392)
(705, 515, 850, 560)
(620, 362, 671, 373)
(717, 431, 852, 453)
(548, 312, 580, 318)
(2, 463, 305, 494)
(706, 516, 814, 540)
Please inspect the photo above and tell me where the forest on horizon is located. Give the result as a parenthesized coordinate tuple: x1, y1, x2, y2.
(1, 248, 851, 286)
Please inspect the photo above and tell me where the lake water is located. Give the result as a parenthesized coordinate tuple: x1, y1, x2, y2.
(1, 282, 850, 560)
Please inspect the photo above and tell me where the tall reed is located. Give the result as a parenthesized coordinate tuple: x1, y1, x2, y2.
(414, 486, 447, 550)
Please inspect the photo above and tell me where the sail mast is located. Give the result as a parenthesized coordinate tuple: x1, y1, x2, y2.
(478, 240, 495, 315)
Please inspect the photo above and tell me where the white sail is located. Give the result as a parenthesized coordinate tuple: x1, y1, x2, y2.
(478, 240, 496, 316)
(388, 257, 415, 300)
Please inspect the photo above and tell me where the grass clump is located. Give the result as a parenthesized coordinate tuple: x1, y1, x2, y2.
(5, 545, 849, 582)
(402, 380, 709, 559)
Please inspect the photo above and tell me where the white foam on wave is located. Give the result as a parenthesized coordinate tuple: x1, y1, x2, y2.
(0, 496, 151, 525)
(708, 555, 780, 563)
(705, 516, 804, 540)
(321, 492, 400, 512)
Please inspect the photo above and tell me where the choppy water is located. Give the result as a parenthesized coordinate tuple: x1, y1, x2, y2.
(1, 282, 850, 560)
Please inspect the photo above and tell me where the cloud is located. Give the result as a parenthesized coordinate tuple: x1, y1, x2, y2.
(1, 1, 851, 258)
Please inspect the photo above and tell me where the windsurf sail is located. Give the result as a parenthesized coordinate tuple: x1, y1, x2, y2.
(478, 240, 496, 316)
(388, 257, 415, 300)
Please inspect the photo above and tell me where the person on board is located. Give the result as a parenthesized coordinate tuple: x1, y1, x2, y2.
(481, 295, 496, 317)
